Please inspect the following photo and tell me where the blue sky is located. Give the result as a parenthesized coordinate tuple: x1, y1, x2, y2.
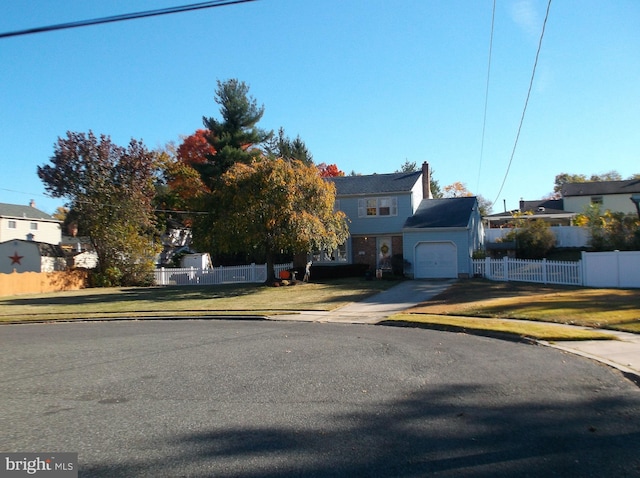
(1, 0, 638, 215)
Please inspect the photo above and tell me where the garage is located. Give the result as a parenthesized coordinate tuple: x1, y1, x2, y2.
(414, 241, 457, 279)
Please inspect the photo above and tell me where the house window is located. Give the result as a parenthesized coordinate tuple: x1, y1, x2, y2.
(590, 196, 603, 205)
(8, 220, 16, 229)
(358, 197, 398, 217)
(30, 222, 38, 230)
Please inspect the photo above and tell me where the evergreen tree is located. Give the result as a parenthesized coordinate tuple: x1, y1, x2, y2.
(199, 79, 272, 183)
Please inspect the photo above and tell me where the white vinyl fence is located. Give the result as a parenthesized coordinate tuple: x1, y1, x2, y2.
(582, 251, 640, 288)
(473, 251, 640, 288)
(472, 257, 582, 286)
(154, 262, 293, 286)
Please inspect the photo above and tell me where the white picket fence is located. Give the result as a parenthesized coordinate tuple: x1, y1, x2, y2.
(154, 262, 294, 286)
(472, 257, 582, 286)
(472, 251, 640, 288)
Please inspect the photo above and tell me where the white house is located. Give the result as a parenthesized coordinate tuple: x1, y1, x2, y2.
(0, 201, 62, 245)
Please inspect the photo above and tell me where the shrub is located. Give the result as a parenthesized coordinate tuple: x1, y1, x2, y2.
(505, 218, 556, 259)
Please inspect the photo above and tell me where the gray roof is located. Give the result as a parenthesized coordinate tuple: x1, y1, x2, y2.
(485, 199, 571, 218)
(562, 179, 640, 197)
(0, 202, 57, 221)
(404, 197, 477, 229)
(0, 239, 66, 257)
(327, 171, 421, 196)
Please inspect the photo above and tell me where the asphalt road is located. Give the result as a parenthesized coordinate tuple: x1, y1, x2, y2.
(1, 320, 640, 477)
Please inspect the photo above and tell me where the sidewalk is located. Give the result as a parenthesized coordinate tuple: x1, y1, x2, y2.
(269, 280, 640, 382)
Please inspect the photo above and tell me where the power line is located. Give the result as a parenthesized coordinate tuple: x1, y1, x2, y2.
(476, 0, 496, 195)
(0, 0, 258, 39)
(492, 0, 552, 207)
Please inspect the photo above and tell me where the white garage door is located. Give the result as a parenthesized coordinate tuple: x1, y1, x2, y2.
(415, 242, 457, 279)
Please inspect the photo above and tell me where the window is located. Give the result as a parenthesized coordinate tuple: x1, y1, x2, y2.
(358, 197, 397, 217)
(8, 220, 16, 229)
(30, 222, 38, 230)
(590, 196, 603, 205)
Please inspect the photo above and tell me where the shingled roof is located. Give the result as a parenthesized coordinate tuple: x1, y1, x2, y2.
(561, 179, 640, 197)
(327, 171, 422, 196)
(404, 197, 477, 229)
(0, 202, 57, 221)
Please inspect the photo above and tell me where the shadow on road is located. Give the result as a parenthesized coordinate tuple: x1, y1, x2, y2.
(82, 383, 640, 477)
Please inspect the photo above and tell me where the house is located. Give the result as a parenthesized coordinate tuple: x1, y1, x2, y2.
(562, 179, 640, 215)
(484, 199, 576, 229)
(0, 239, 67, 274)
(322, 162, 484, 278)
(0, 201, 62, 245)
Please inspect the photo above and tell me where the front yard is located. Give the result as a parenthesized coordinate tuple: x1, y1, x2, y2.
(0, 278, 394, 323)
(397, 279, 640, 334)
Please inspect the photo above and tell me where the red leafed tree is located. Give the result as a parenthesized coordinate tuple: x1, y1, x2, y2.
(177, 129, 215, 165)
(317, 163, 345, 177)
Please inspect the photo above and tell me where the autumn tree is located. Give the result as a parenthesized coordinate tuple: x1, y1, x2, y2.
(317, 163, 345, 177)
(192, 158, 349, 281)
(37, 131, 160, 286)
(198, 79, 273, 183)
(575, 204, 640, 251)
(177, 129, 215, 165)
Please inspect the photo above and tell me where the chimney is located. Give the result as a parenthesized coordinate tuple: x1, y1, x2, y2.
(29, 199, 36, 208)
(421, 162, 433, 199)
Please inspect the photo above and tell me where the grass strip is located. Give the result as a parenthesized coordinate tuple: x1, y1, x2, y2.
(386, 313, 617, 342)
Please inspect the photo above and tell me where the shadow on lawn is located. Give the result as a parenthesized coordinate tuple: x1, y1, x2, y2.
(0, 284, 263, 308)
(81, 383, 640, 477)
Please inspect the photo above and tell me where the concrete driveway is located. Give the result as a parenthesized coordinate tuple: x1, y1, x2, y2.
(1, 319, 640, 477)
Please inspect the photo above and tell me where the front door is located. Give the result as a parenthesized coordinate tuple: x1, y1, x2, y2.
(377, 236, 392, 270)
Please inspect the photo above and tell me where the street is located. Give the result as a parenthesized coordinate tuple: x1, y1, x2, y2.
(1, 320, 640, 477)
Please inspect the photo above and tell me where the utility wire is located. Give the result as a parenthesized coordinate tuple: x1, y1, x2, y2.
(476, 0, 496, 195)
(492, 0, 552, 207)
(0, 0, 258, 39)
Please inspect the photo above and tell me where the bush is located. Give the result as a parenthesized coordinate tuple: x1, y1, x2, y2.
(505, 219, 556, 259)
(293, 263, 370, 280)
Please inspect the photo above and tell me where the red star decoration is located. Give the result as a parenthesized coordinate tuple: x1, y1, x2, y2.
(9, 251, 23, 265)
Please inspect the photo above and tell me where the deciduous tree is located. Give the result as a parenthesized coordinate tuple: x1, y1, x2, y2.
(37, 131, 160, 286)
(317, 163, 345, 177)
(504, 213, 556, 259)
(193, 158, 349, 281)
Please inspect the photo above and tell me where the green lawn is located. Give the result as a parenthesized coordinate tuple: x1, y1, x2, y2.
(0, 278, 395, 323)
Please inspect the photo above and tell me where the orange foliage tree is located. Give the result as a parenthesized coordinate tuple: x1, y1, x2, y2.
(317, 163, 345, 177)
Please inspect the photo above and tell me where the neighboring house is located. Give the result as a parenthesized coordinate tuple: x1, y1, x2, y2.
(0, 201, 62, 245)
(483, 198, 589, 251)
(562, 179, 640, 215)
(0, 239, 67, 274)
(403, 197, 483, 278)
(322, 162, 484, 278)
(484, 199, 576, 229)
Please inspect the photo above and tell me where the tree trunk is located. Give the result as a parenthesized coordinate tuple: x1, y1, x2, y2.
(265, 249, 276, 284)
